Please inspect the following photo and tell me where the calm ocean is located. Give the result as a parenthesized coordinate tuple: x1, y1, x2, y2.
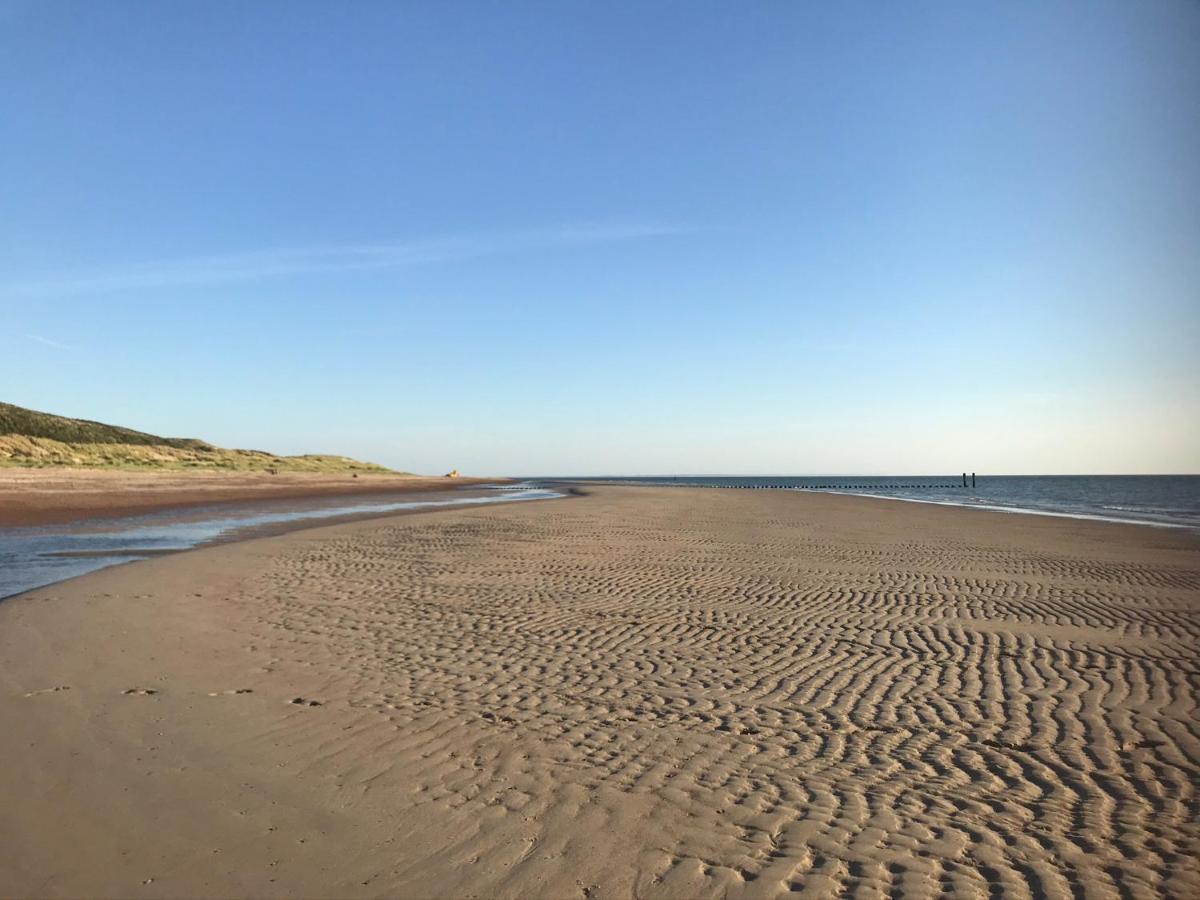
(532, 475, 1200, 530)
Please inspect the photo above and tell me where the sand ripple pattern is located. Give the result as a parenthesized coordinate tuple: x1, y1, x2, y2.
(250, 490, 1200, 899)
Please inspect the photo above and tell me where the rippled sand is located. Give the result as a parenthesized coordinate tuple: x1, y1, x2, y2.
(1, 487, 1197, 898)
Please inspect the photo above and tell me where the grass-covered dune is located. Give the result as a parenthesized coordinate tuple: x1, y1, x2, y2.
(0, 402, 401, 473)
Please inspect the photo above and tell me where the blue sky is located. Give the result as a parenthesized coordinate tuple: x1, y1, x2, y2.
(3, 1, 1197, 474)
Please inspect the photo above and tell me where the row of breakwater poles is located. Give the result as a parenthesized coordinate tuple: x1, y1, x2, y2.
(667, 474, 981, 490)
(565, 475, 981, 490)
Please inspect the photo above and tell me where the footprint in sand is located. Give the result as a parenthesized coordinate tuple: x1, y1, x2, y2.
(122, 688, 159, 696)
(24, 686, 70, 697)
(207, 688, 254, 697)
(290, 697, 322, 707)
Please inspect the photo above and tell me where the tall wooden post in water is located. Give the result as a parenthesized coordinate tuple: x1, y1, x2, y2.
(972, 472, 976, 488)
(962, 473, 967, 488)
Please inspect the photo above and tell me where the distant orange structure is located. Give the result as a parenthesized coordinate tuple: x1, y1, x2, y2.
(445, 469, 460, 478)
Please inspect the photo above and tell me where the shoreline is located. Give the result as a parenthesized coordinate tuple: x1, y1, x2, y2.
(2, 486, 1197, 897)
(3, 482, 1194, 607)
(546, 477, 1199, 531)
(810, 486, 1199, 530)
(0, 468, 510, 527)
(0, 484, 565, 602)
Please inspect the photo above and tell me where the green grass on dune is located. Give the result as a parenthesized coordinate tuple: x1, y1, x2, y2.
(0, 401, 211, 449)
(0, 402, 405, 474)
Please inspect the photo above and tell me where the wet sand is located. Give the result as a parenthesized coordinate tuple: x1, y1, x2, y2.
(1, 486, 1197, 898)
(0, 468, 505, 527)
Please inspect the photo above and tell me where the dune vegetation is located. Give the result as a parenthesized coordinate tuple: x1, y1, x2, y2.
(0, 402, 400, 473)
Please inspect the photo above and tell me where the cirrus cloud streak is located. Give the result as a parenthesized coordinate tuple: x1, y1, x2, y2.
(2, 221, 692, 296)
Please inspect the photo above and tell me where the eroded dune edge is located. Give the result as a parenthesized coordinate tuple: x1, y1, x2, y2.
(1, 486, 1197, 899)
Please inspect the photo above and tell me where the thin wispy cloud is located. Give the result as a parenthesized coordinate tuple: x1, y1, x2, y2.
(23, 333, 73, 350)
(1, 222, 692, 297)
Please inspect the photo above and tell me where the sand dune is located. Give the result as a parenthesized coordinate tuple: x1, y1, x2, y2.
(1, 487, 1197, 898)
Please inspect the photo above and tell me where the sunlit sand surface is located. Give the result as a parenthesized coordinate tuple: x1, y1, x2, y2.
(1, 486, 1197, 898)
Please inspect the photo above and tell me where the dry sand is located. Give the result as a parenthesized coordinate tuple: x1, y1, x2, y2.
(0, 468, 503, 527)
(0, 486, 1197, 899)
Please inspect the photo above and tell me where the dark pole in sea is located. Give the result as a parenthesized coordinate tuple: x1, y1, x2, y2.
(962, 472, 967, 488)
(972, 472, 976, 489)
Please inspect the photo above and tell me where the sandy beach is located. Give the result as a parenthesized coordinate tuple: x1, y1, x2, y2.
(0, 469, 505, 527)
(1, 486, 1197, 899)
